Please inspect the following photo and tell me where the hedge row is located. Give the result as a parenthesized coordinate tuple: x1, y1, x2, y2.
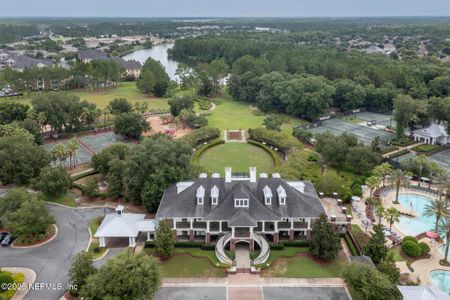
(247, 139, 282, 167)
(144, 241, 216, 251)
(180, 127, 221, 148)
(269, 240, 311, 250)
(344, 233, 359, 256)
(71, 168, 98, 181)
(192, 139, 225, 164)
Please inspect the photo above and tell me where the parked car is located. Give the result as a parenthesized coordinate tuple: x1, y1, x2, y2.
(0, 232, 7, 243)
(1, 234, 14, 246)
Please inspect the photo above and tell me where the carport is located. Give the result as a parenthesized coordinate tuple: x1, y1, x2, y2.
(95, 205, 157, 247)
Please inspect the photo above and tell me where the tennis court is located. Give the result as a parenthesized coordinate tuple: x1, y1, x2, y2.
(43, 131, 126, 166)
(355, 111, 396, 128)
(429, 148, 450, 175)
(308, 118, 394, 145)
(43, 139, 92, 166)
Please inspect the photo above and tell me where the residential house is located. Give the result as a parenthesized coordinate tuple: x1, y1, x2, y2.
(0, 51, 53, 72)
(76, 50, 142, 78)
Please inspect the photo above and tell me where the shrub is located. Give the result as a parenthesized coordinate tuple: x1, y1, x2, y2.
(269, 242, 284, 250)
(419, 242, 430, 255)
(180, 127, 221, 148)
(248, 127, 300, 151)
(200, 244, 216, 251)
(344, 234, 359, 256)
(0, 273, 14, 290)
(144, 241, 156, 248)
(402, 240, 421, 257)
(92, 246, 101, 253)
(192, 139, 225, 164)
(403, 236, 418, 244)
(247, 140, 281, 167)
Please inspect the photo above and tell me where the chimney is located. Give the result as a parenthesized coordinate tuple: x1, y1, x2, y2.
(249, 167, 257, 183)
(225, 167, 232, 183)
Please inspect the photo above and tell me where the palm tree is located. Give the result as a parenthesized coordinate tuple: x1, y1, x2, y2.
(385, 207, 400, 231)
(367, 176, 381, 197)
(388, 169, 410, 203)
(67, 139, 79, 169)
(51, 144, 67, 167)
(373, 163, 393, 187)
(437, 217, 450, 264)
(414, 155, 429, 187)
(424, 198, 448, 232)
(375, 206, 385, 225)
(434, 173, 450, 204)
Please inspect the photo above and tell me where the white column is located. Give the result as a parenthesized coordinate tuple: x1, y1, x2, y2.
(232, 227, 235, 238)
(129, 237, 136, 247)
(291, 219, 294, 230)
(147, 231, 150, 241)
(219, 221, 222, 232)
(173, 218, 177, 230)
(206, 221, 210, 233)
(250, 227, 253, 237)
(307, 218, 311, 229)
(99, 236, 106, 247)
(262, 221, 265, 232)
(274, 221, 278, 232)
(190, 218, 193, 229)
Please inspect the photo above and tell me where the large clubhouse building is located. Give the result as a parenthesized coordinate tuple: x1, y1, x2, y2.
(156, 167, 338, 252)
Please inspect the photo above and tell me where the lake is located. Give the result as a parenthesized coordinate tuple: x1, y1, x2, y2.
(122, 44, 179, 81)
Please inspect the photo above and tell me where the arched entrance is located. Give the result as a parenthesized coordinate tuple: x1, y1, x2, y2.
(234, 240, 251, 269)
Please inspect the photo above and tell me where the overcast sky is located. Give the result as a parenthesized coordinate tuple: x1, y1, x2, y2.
(1, 0, 448, 18)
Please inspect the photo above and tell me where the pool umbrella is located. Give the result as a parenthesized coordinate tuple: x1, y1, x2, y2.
(426, 231, 438, 239)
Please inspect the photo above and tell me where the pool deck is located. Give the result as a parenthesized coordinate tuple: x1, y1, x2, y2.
(380, 188, 450, 286)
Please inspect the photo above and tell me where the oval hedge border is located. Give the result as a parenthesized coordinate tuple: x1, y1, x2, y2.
(247, 139, 281, 168)
(192, 139, 281, 169)
(192, 139, 225, 164)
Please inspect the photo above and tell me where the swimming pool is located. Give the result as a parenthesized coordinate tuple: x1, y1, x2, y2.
(396, 194, 435, 236)
(429, 270, 450, 294)
(395, 194, 449, 260)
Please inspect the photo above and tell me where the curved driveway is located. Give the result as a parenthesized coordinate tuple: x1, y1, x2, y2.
(0, 204, 112, 300)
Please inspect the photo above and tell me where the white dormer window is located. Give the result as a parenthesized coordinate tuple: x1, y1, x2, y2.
(196, 185, 205, 205)
(277, 185, 287, 205)
(263, 185, 272, 205)
(211, 185, 219, 205)
(235, 198, 249, 207)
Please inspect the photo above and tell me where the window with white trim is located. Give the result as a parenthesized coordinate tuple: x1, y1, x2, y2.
(211, 196, 218, 205)
(279, 196, 286, 205)
(234, 198, 249, 207)
(265, 196, 272, 205)
(197, 197, 204, 205)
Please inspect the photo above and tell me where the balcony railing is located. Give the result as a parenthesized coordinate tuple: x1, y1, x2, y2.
(294, 222, 308, 229)
(278, 222, 291, 229)
(234, 231, 251, 238)
(210, 223, 220, 231)
(175, 221, 191, 229)
(193, 222, 206, 229)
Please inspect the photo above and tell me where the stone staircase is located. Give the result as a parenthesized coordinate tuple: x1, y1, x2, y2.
(252, 233, 270, 266)
(215, 233, 233, 265)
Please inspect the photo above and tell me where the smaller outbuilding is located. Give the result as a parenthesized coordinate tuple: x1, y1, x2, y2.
(94, 205, 157, 247)
(412, 123, 449, 145)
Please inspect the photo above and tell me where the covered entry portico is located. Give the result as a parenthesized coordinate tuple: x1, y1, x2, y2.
(95, 205, 157, 247)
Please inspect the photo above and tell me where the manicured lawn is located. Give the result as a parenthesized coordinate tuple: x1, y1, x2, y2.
(199, 142, 275, 174)
(262, 248, 346, 278)
(88, 217, 107, 259)
(15, 82, 170, 109)
(45, 194, 77, 207)
(390, 246, 405, 262)
(413, 144, 441, 154)
(159, 253, 226, 277)
(206, 96, 306, 134)
(0, 271, 25, 300)
(146, 248, 227, 277)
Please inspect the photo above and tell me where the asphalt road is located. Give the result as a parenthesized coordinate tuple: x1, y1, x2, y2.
(0, 204, 112, 300)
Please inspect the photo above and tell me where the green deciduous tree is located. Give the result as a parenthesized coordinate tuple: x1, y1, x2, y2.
(155, 219, 175, 258)
(113, 112, 149, 140)
(263, 115, 283, 132)
(107, 98, 133, 115)
(80, 250, 161, 300)
(342, 262, 401, 300)
(125, 134, 193, 211)
(309, 214, 342, 261)
(0, 136, 50, 184)
(35, 166, 72, 197)
(92, 143, 129, 175)
(68, 251, 96, 296)
(363, 224, 388, 265)
(137, 58, 171, 97)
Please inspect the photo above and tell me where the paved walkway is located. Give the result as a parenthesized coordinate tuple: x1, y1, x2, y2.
(161, 276, 349, 300)
(235, 244, 251, 268)
(382, 142, 423, 158)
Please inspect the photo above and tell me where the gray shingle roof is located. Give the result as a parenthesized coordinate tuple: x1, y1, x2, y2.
(77, 49, 108, 61)
(0, 51, 53, 70)
(156, 177, 326, 223)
